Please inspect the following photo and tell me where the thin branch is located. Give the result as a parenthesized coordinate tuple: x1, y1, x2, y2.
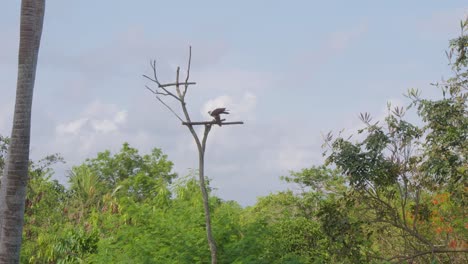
(145, 85, 157, 94)
(389, 249, 468, 263)
(159, 82, 196, 88)
(144, 60, 182, 102)
(183, 121, 217, 126)
(183, 121, 244, 126)
(147, 83, 181, 102)
(142, 60, 162, 85)
(151, 60, 160, 85)
(154, 96, 184, 122)
(412, 189, 420, 232)
(146, 85, 170, 97)
(175, 67, 183, 98)
(160, 86, 182, 102)
(183, 46, 192, 98)
(375, 217, 433, 246)
(142, 74, 158, 83)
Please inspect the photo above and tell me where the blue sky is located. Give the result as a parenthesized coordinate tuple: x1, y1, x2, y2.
(0, 1, 467, 205)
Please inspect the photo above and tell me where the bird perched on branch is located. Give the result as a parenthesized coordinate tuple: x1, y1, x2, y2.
(208, 107, 229, 126)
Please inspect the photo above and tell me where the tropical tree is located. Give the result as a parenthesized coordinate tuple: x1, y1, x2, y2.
(19, 143, 177, 263)
(0, 0, 46, 262)
(323, 18, 468, 263)
(74, 142, 176, 197)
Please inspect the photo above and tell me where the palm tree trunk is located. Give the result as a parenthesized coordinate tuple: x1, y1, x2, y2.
(0, 0, 46, 262)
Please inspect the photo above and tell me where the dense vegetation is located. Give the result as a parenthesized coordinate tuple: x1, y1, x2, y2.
(1, 20, 467, 264)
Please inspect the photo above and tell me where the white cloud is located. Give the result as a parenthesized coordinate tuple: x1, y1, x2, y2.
(203, 95, 232, 117)
(202, 92, 257, 121)
(55, 101, 128, 137)
(114, 110, 128, 124)
(56, 118, 89, 135)
(91, 119, 117, 133)
(83, 110, 127, 134)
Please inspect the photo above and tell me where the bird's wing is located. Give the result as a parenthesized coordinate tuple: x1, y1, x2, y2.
(211, 108, 226, 115)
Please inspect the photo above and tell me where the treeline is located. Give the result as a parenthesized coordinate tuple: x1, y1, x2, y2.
(1, 19, 467, 264)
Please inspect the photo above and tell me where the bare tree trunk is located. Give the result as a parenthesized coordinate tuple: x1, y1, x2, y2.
(183, 120, 217, 263)
(144, 49, 241, 263)
(0, 0, 45, 262)
(197, 124, 217, 263)
(198, 149, 217, 263)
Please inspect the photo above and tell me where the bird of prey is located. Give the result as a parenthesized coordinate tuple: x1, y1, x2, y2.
(208, 108, 229, 126)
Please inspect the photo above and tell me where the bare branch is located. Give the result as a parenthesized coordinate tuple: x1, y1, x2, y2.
(159, 82, 196, 88)
(144, 60, 182, 102)
(183, 46, 192, 98)
(389, 249, 468, 263)
(146, 85, 173, 97)
(142, 60, 162, 85)
(142, 74, 158, 83)
(145, 85, 157, 94)
(175, 66, 183, 98)
(160, 86, 182, 102)
(183, 121, 244, 126)
(156, 92, 171, 96)
(147, 84, 181, 102)
(221, 121, 245, 125)
(154, 96, 184, 122)
(151, 60, 160, 85)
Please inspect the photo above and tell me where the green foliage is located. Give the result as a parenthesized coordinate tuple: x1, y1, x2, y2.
(282, 166, 346, 199)
(317, 199, 372, 263)
(0, 135, 9, 173)
(18, 143, 184, 263)
(225, 191, 329, 264)
(326, 125, 400, 188)
(90, 174, 238, 263)
(81, 143, 176, 190)
(322, 20, 468, 263)
(14, 17, 468, 264)
(53, 227, 99, 264)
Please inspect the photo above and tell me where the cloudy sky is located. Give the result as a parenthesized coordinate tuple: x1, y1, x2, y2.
(0, 1, 467, 205)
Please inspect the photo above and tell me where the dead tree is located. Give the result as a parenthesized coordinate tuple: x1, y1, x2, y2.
(144, 47, 243, 264)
